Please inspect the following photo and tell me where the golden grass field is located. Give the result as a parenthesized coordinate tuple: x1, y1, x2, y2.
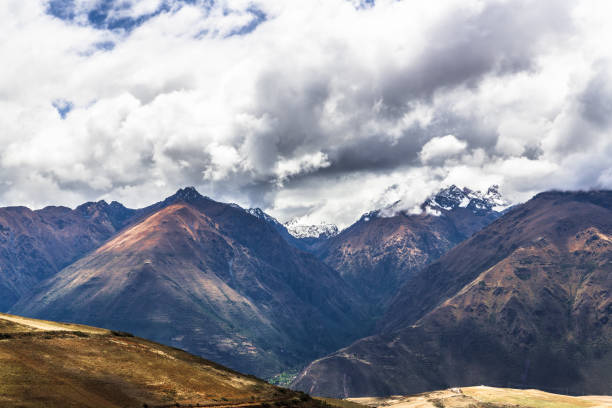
(315, 397, 370, 408)
(0, 313, 316, 408)
(348, 386, 612, 408)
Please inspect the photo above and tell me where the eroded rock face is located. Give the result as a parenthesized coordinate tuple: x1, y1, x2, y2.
(293, 191, 612, 397)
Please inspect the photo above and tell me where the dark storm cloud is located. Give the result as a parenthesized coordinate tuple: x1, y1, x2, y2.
(379, 0, 572, 114)
(580, 64, 612, 129)
(239, 0, 573, 191)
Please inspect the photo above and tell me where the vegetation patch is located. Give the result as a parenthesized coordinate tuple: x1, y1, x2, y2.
(268, 369, 301, 387)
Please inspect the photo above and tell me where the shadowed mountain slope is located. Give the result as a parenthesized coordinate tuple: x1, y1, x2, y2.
(293, 190, 612, 397)
(0, 312, 322, 408)
(11, 191, 369, 378)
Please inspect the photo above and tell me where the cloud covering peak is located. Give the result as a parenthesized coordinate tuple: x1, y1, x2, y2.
(1, 0, 611, 227)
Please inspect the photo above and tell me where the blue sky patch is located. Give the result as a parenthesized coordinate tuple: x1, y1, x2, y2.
(52, 100, 74, 119)
(45, 0, 189, 32)
(47, 0, 76, 20)
(94, 41, 116, 51)
(46, 0, 266, 38)
(227, 7, 267, 37)
(354, 0, 375, 10)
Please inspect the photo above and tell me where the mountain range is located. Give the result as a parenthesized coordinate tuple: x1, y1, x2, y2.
(292, 190, 612, 397)
(10, 188, 368, 377)
(311, 185, 507, 309)
(0, 185, 507, 378)
(1, 185, 610, 399)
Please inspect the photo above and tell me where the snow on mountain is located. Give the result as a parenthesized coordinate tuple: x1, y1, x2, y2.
(246, 207, 339, 242)
(357, 185, 510, 222)
(423, 184, 511, 215)
(284, 219, 339, 239)
(247, 185, 507, 240)
(246, 208, 283, 226)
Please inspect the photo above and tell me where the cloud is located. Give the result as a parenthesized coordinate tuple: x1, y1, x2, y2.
(419, 134, 467, 164)
(0, 0, 610, 227)
(274, 152, 331, 187)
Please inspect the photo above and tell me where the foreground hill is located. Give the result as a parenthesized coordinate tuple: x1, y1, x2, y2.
(0, 312, 321, 408)
(11, 189, 368, 378)
(293, 190, 612, 397)
(315, 185, 505, 308)
(349, 386, 612, 408)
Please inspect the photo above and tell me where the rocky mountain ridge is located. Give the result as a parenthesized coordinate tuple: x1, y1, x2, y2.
(292, 190, 612, 397)
(11, 189, 370, 378)
(310, 185, 507, 308)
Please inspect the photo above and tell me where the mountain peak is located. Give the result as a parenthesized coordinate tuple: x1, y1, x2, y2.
(284, 219, 339, 239)
(357, 184, 509, 222)
(75, 200, 109, 215)
(246, 207, 282, 225)
(172, 186, 203, 202)
(423, 184, 509, 215)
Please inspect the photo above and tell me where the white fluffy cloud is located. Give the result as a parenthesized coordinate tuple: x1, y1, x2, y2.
(0, 0, 611, 227)
(419, 135, 467, 164)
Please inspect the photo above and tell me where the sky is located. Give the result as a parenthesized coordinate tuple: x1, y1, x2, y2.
(1, 0, 612, 227)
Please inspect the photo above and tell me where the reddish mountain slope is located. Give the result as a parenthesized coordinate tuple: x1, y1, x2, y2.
(0, 187, 250, 311)
(292, 191, 612, 397)
(11, 192, 368, 378)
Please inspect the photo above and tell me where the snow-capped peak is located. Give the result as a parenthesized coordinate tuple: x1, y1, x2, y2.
(423, 184, 510, 215)
(356, 184, 510, 223)
(483, 185, 509, 212)
(246, 208, 282, 226)
(284, 219, 339, 239)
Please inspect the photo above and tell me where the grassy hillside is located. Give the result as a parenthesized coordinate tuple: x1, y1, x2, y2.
(348, 386, 612, 408)
(314, 397, 369, 408)
(0, 313, 319, 408)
